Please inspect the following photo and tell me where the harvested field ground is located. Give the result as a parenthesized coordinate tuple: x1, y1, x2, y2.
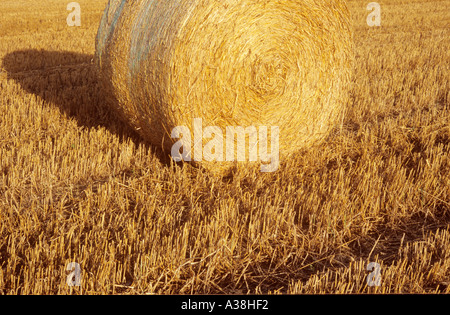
(0, 0, 449, 294)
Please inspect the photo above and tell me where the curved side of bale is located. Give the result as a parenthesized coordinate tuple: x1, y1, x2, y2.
(95, 0, 354, 174)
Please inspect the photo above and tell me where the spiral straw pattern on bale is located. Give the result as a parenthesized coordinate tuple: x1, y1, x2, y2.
(95, 0, 354, 175)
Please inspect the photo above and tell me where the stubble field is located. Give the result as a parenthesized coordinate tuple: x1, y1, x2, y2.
(0, 0, 449, 294)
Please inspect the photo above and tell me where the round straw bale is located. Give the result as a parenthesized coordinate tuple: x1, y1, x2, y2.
(95, 0, 354, 175)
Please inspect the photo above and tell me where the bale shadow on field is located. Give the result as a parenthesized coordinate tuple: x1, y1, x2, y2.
(2, 49, 174, 167)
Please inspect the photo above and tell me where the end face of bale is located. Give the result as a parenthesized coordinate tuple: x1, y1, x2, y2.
(95, 0, 354, 175)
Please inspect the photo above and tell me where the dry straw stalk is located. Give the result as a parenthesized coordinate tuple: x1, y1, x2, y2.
(95, 0, 354, 175)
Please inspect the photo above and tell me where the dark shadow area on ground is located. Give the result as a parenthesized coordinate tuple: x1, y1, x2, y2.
(2, 49, 174, 167)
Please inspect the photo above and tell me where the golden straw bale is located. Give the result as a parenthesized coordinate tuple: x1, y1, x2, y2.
(95, 0, 354, 175)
